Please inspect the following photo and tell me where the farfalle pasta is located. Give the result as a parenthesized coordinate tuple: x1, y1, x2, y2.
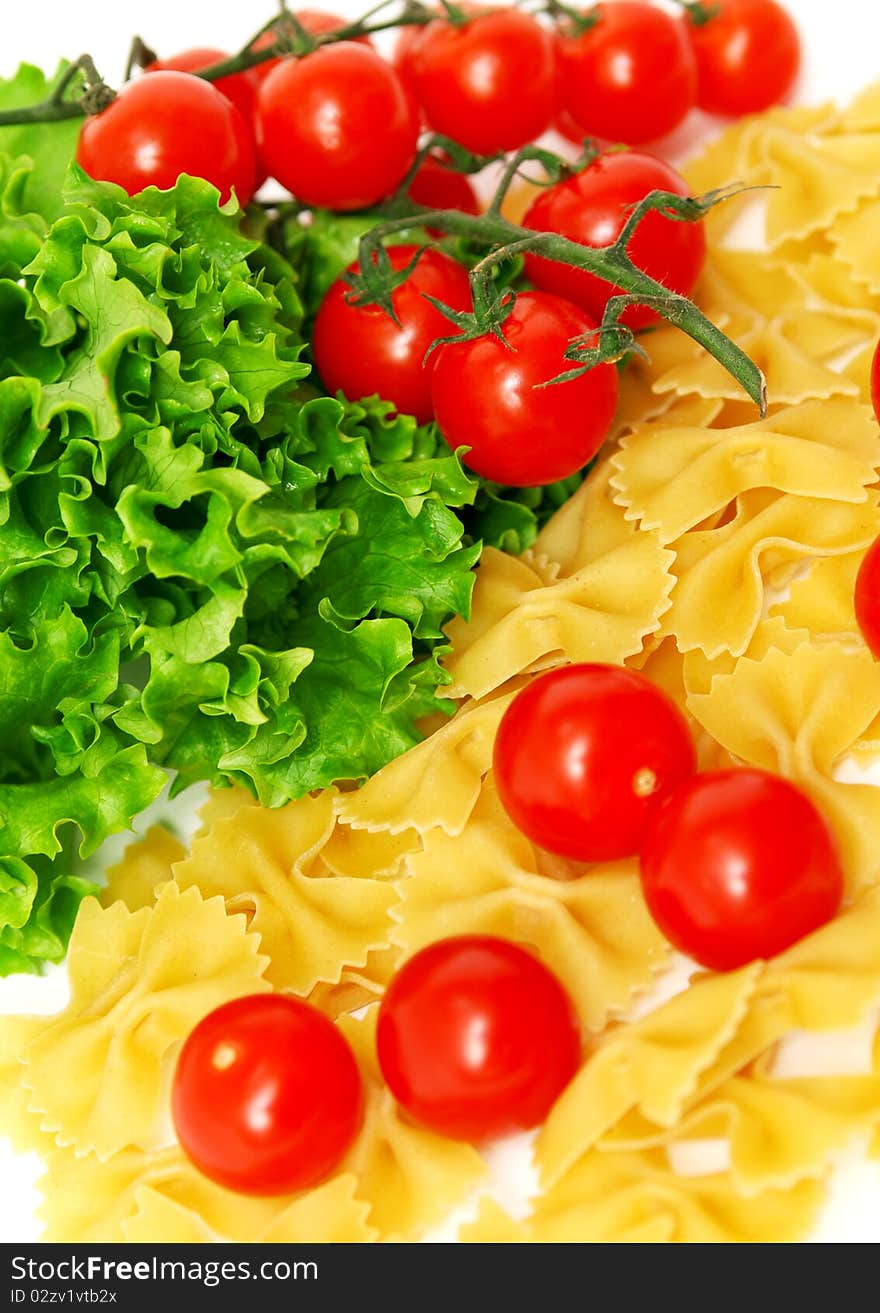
(20, 885, 270, 1160)
(393, 778, 670, 1031)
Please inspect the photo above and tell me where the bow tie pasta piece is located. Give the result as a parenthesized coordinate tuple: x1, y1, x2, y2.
(609, 401, 879, 544)
(535, 965, 762, 1188)
(444, 462, 676, 701)
(392, 780, 668, 1034)
(171, 794, 400, 996)
(835, 79, 880, 131)
(121, 1190, 216, 1244)
(337, 1009, 487, 1241)
(37, 1142, 320, 1244)
(755, 889, 880, 1030)
(682, 104, 836, 244)
(336, 690, 515, 838)
(246, 1174, 378, 1244)
(696, 250, 807, 327)
(687, 644, 880, 892)
(600, 1070, 880, 1196)
(530, 1147, 824, 1244)
(19, 884, 270, 1160)
(749, 130, 880, 249)
(100, 824, 186, 911)
(0, 1015, 54, 1158)
(828, 196, 880, 297)
(663, 492, 880, 659)
(770, 552, 865, 644)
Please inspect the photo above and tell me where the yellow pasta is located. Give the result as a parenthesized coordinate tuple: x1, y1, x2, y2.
(100, 825, 186, 911)
(443, 461, 675, 701)
(610, 401, 879, 544)
(21, 884, 269, 1160)
(536, 966, 761, 1187)
(664, 492, 880, 658)
(336, 690, 513, 837)
(394, 776, 670, 1031)
(687, 644, 880, 890)
(172, 795, 400, 995)
(338, 1010, 487, 1239)
(530, 1148, 825, 1244)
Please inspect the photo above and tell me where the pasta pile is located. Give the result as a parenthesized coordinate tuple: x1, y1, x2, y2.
(4, 88, 880, 1243)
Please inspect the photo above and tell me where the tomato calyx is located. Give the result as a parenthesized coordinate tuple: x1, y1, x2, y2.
(547, 1, 604, 39)
(342, 243, 430, 323)
(674, 0, 725, 26)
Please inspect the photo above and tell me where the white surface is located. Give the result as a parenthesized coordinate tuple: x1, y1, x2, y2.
(2, 0, 880, 1245)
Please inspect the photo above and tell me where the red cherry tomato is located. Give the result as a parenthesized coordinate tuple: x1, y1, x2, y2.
(76, 72, 256, 206)
(313, 244, 472, 424)
(377, 936, 581, 1142)
(855, 534, 880, 660)
(409, 10, 559, 153)
(640, 770, 844, 972)
(558, 1, 698, 145)
(255, 44, 419, 210)
(251, 10, 371, 85)
(523, 151, 706, 330)
(431, 290, 618, 486)
(172, 994, 363, 1196)
(144, 47, 260, 125)
(685, 0, 801, 117)
(494, 664, 697, 862)
(392, 18, 429, 98)
(407, 153, 480, 236)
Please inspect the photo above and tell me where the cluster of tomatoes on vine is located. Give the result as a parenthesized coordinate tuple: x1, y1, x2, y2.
(75, 1, 801, 489)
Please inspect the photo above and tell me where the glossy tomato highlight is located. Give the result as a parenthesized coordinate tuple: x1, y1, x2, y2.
(172, 994, 363, 1196)
(377, 936, 581, 1142)
(640, 769, 844, 971)
(494, 664, 697, 861)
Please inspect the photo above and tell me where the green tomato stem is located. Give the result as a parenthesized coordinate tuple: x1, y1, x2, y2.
(359, 194, 767, 413)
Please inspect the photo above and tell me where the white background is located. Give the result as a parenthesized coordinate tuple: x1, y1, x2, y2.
(2, 0, 880, 1245)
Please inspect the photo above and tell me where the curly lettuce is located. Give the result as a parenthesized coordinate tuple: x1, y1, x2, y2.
(0, 150, 486, 972)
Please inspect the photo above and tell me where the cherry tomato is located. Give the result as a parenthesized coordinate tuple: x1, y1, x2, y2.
(313, 245, 472, 424)
(255, 43, 419, 210)
(76, 72, 256, 206)
(640, 770, 844, 972)
(409, 10, 559, 153)
(392, 17, 430, 98)
(494, 664, 696, 862)
(855, 534, 880, 660)
(251, 10, 371, 85)
(558, 1, 697, 145)
(377, 936, 581, 1142)
(431, 290, 618, 486)
(172, 994, 363, 1196)
(144, 47, 259, 125)
(407, 153, 480, 235)
(685, 0, 801, 117)
(523, 151, 706, 330)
